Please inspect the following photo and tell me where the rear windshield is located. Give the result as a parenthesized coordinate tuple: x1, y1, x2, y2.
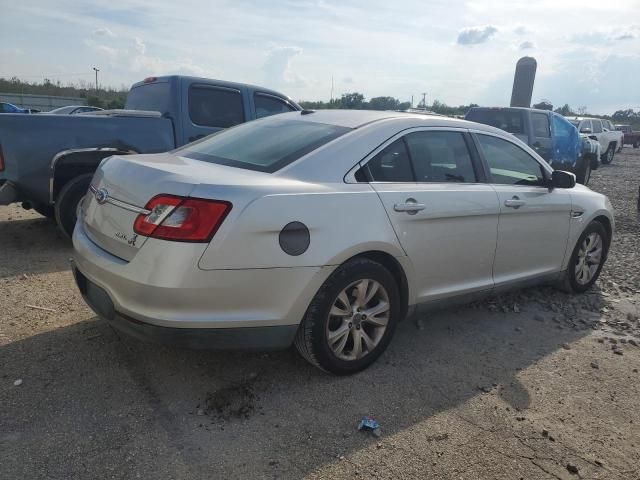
(125, 82, 171, 113)
(466, 109, 525, 134)
(178, 118, 351, 172)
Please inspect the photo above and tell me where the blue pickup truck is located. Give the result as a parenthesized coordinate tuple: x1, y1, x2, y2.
(0, 76, 300, 236)
(465, 107, 595, 185)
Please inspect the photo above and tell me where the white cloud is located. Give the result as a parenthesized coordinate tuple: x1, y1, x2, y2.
(134, 37, 146, 55)
(519, 41, 535, 50)
(263, 46, 305, 87)
(93, 27, 115, 37)
(457, 25, 498, 45)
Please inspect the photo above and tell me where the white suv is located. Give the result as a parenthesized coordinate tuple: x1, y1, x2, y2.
(568, 117, 621, 164)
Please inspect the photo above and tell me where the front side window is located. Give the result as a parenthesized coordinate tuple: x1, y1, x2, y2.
(188, 86, 244, 128)
(579, 120, 592, 133)
(254, 94, 295, 119)
(366, 138, 414, 182)
(179, 118, 350, 173)
(532, 113, 551, 138)
(405, 131, 477, 183)
(477, 134, 546, 187)
(591, 119, 603, 133)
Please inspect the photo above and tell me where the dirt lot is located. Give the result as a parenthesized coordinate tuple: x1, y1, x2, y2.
(1, 150, 639, 480)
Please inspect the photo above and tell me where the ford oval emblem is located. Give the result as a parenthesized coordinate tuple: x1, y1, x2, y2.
(95, 188, 109, 205)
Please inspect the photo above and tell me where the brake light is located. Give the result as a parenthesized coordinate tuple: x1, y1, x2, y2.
(0, 144, 4, 172)
(133, 194, 232, 242)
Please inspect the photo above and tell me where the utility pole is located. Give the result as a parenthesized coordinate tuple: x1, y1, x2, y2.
(92, 67, 100, 93)
(421, 92, 427, 109)
(411, 94, 413, 108)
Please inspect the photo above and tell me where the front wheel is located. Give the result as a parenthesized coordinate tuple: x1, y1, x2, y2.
(575, 158, 591, 185)
(294, 258, 401, 375)
(54, 174, 93, 239)
(561, 221, 609, 293)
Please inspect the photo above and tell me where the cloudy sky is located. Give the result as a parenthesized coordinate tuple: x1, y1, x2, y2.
(1, 0, 639, 114)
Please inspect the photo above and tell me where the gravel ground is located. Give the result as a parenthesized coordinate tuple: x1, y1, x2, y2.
(1, 149, 639, 480)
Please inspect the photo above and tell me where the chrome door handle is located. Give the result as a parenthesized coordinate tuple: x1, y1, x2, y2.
(394, 199, 425, 214)
(504, 196, 526, 209)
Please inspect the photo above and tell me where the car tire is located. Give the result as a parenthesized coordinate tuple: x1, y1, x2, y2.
(560, 221, 609, 294)
(575, 157, 591, 185)
(294, 257, 401, 375)
(33, 204, 55, 219)
(601, 145, 615, 164)
(54, 174, 93, 239)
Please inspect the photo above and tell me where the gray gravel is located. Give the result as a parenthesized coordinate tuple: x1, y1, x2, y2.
(1, 149, 639, 479)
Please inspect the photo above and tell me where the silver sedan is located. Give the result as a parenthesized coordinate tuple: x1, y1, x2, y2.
(72, 110, 614, 374)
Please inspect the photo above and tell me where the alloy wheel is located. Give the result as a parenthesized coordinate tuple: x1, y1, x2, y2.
(325, 279, 390, 361)
(575, 232, 603, 285)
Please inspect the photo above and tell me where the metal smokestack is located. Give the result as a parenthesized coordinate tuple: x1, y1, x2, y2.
(510, 57, 537, 108)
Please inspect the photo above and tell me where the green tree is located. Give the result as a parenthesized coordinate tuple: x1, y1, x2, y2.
(554, 104, 574, 116)
(368, 96, 400, 111)
(339, 92, 365, 109)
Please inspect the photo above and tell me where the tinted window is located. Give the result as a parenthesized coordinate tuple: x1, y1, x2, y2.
(592, 119, 603, 133)
(125, 82, 171, 113)
(405, 131, 476, 183)
(532, 113, 550, 138)
(466, 109, 525, 134)
(553, 114, 574, 137)
(189, 86, 244, 128)
(579, 120, 592, 133)
(477, 134, 545, 186)
(180, 118, 350, 173)
(366, 139, 414, 182)
(254, 94, 295, 119)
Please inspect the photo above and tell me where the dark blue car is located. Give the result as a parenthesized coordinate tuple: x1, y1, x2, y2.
(0, 102, 30, 114)
(466, 107, 593, 185)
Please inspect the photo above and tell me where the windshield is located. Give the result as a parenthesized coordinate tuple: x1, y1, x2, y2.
(125, 82, 170, 112)
(466, 109, 525, 134)
(178, 117, 351, 173)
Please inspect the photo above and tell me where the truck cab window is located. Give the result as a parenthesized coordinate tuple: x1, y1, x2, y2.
(189, 86, 244, 128)
(532, 113, 551, 138)
(591, 120, 603, 134)
(254, 94, 295, 119)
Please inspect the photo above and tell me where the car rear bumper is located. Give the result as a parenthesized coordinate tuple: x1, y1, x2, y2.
(73, 265, 298, 349)
(72, 220, 334, 347)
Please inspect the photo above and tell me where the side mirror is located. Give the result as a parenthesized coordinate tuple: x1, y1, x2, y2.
(580, 128, 592, 134)
(551, 170, 576, 189)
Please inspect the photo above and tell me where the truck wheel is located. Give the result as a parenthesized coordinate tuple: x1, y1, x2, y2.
(33, 204, 55, 219)
(54, 174, 93, 239)
(575, 158, 591, 186)
(600, 145, 614, 165)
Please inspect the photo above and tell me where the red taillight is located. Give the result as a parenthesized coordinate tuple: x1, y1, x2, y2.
(0, 144, 5, 172)
(133, 194, 232, 242)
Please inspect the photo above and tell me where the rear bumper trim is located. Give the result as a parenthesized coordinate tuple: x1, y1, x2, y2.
(72, 264, 298, 350)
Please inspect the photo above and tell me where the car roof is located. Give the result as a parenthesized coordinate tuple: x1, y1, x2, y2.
(277, 109, 502, 132)
(468, 106, 554, 115)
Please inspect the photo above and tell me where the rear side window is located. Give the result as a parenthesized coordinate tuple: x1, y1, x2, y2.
(254, 94, 295, 119)
(532, 113, 551, 138)
(366, 139, 414, 182)
(405, 131, 477, 183)
(180, 118, 350, 173)
(189, 86, 244, 128)
(592, 119, 603, 133)
(477, 134, 546, 186)
(466, 109, 525, 134)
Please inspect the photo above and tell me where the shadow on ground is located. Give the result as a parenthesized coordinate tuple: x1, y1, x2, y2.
(0, 216, 71, 278)
(0, 298, 599, 479)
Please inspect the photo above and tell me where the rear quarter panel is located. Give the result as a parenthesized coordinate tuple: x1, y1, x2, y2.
(197, 182, 407, 271)
(0, 114, 174, 203)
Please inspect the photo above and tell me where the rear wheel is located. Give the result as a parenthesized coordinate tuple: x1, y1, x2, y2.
(54, 174, 93, 239)
(561, 221, 609, 293)
(294, 258, 401, 375)
(601, 145, 615, 164)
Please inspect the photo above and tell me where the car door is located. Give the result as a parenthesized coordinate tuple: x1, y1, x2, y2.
(590, 119, 608, 152)
(364, 128, 500, 303)
(530, 112, 553, 162)
(473, 132, 572, 285)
